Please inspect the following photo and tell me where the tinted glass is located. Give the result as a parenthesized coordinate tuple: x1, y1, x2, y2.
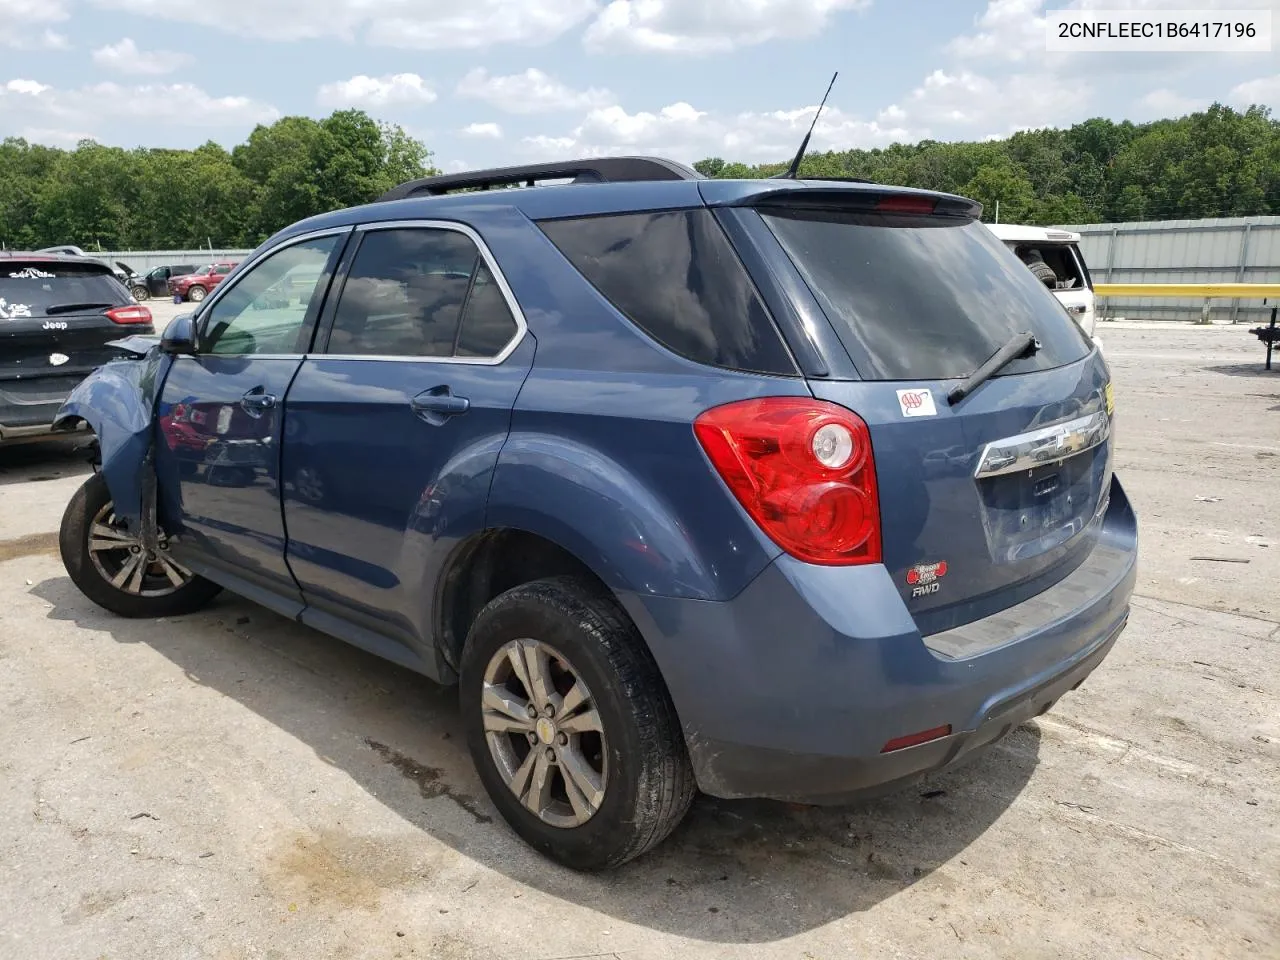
(0, 262, 127, 317)
(328, 229, 477, 357)
(201, 237, 337, 356)
(539, 210, 796, 375)
(456, 262, 519, 358)
(762, 210, 1092, 381)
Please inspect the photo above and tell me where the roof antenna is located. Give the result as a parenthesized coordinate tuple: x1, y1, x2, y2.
(780, 72, 838, 180)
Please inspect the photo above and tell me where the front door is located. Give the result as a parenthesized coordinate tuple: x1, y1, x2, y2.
(281, 223, 532, 656)
(155, 230, 348, 612)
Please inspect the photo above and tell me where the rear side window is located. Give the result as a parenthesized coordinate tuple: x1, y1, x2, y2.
(327, 227, 520, 360)
(763, 210, 1092, 382)
(539, 210, 796, 375)
(0, 263, 126, 319)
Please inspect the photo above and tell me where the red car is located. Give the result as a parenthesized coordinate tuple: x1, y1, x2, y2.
(168, 262, 238, 302)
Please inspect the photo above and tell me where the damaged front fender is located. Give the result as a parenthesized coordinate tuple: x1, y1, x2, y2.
(52, 341, 174, 532)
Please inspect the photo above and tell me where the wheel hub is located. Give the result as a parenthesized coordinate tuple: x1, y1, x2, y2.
(535, 717, 556, 745)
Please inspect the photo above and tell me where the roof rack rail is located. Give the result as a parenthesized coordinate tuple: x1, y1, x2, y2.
(378, 156, 703, 201)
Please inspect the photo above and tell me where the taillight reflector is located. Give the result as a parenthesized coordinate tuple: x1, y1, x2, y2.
(881, 725, 952, 753)
(694, 397, 881, 566)
(105, 305, 152, 325)
(876, 194, 937, 215)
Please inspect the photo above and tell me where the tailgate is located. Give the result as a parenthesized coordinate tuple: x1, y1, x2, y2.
(0, 310, 135, 384)
(811, 358, 1113, 634)
(737, 194, 1111, 633)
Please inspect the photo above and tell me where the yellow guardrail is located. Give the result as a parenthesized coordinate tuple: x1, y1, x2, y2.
(1093, 283, 1280, 298)
(1092, 282, 1280, 324)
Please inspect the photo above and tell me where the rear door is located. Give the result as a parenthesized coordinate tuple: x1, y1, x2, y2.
(0, 259, 146, 431)
(740, 198, 1112, 633)
(154, 231, 347, 613)
(281, 222, 532, 655)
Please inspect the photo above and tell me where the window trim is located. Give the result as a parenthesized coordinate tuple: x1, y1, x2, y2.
(195, 226, 354, 359)
(315, 219, 528, 366)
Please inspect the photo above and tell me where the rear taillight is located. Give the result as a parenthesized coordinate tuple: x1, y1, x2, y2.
(105, 305, 152, 325)
(694, 397, 881, 566)
(876, 194, 937, 215)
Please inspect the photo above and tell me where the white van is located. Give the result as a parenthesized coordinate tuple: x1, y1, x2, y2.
(986, 224, 1101, 351)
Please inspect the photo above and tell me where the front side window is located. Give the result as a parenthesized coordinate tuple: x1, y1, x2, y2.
(327, 227, 518, 359)
(200, 236, 338, 356)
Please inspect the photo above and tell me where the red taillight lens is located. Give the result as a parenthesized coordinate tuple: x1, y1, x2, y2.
(105, 305, 152, 325)
(876, 194, 937, 215)
(694, 397, 882, 566)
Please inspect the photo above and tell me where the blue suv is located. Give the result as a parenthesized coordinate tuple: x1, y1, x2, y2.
(54, 157, 1137, 871)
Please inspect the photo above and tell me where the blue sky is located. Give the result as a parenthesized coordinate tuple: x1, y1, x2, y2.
(0, 0, 1276, 170)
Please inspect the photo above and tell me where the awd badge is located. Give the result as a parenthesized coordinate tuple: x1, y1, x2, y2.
(907, 561, 948, 598)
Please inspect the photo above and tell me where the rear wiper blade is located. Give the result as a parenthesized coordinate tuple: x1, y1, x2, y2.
(947, 331, 1041, 406)
(43, 302, 115, 315)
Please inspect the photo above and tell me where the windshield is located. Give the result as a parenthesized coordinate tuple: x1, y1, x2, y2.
(0, 263, 125, 318)
(761, 209, 1092, 381)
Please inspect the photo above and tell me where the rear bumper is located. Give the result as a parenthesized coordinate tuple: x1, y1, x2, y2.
(1, 379, 89, 441)
(620, 475, 1138, 804)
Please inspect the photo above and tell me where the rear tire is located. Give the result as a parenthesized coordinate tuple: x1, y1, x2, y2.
(59, 473, 221, 619)
(460, 576, 695, 871)
(187, 285, 207, 303)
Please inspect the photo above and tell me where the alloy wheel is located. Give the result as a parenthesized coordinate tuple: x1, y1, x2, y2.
(481, 638, 608, 828)
(86, 502, 193, 598)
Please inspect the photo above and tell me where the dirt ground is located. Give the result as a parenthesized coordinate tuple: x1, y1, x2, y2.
(0, 321, 1276, 960)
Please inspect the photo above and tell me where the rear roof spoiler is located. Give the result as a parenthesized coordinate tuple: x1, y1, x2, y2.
(380, 156, 703, 201)
(716, 184, 983, 220)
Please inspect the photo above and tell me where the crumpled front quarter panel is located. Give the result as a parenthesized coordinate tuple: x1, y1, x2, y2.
(53, 350, 171, 529)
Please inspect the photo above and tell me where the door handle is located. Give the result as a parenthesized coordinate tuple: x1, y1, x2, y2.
(240, 389, 276, 416)
(411, 386, 469, 426)
(1066, 305, 1087, 314)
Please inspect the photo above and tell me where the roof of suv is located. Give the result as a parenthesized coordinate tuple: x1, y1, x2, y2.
(986, 223, 1081, 244)
(0, 252, 115, 271)
(268, 156, 981, 246)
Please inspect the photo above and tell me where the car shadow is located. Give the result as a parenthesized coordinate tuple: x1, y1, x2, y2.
(32, 575, 1041, 944)
(0, 437, 93, 487)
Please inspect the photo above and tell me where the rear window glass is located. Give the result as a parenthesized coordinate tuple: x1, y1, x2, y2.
(762, 210, 1092, 381)
(0, 263, 126, 318)
(539, 210, 796, 376)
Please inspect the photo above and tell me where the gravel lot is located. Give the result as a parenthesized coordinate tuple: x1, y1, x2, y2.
(1, 322, 1277, 960)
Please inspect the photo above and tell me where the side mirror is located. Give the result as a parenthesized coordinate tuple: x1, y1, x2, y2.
(160, 313, 198, 355)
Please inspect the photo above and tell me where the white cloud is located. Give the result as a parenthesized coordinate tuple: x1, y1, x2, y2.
(5, 79, 51, 96)
(1229, 74, 1280, 106)
(0, 80, 279, 145)
(1138, 88, 1210, 116)
(887, 68, 1092, 138)
(522, 97, 911, 164)
(946, 0, 1044, 62)
(461, 122, 503, 138)
(0, 0, 69, 20)
(89, 0, 598, 48)
(456, 68, 614, 114)
(584, 0, 871, 53)
(92, 38, 191, 75)
(1, 29, 70, 50)
(316, 73, 436, 109)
